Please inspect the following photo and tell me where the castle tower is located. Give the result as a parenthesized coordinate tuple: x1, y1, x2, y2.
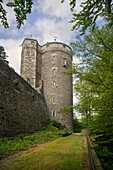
(21, 39, 73, 132)
(21, 38, 42, 89)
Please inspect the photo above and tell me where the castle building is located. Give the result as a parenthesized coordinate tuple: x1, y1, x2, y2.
(21, 38, 73, 132)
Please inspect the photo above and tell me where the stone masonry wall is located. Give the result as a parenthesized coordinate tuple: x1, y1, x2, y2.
(41, 43, 73, 132)
(0, 60, 49, 137)
(21, 38, 38, 88)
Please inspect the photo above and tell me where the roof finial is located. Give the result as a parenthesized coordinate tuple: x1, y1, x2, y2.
(53, 36, 58, 42)
(30, 35, 33, 39)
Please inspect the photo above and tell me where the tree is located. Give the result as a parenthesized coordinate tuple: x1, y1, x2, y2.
(73, 80, 93, 127)
(62, 0, 113, 34)
(0, 46, 8, 63)
(73, 117, 85, 132)
(0, 0, 33, 29)
(71, 24, 113, 117)
(70, 25, 113, 169)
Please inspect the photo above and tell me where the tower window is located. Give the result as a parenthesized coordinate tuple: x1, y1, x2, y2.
(53, 56, 55, 62)
(53, 69, 55, 75)
(53, 81, 56, 87)
(52, 111, 56, 117)
(63, 44, 66, 48)
(63, 58, 67, 67)
(31, 41, 34, 45)
(27, 77, 30, 83)
(46, 44, 49, 48)
(53, 98, 55, 103)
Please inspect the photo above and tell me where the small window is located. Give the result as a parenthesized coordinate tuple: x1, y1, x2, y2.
(53, 69, 55, 75)
(53, 98, 55, 103)
(31, 41, 34, 45)
(63, 58, 67, 67)
(63, 44, 66, 48)
(27, 77, 30, 83)
(52, 111, 56, 117)
(53, 56, 55, 62)
(46, 44, 49, 48)
(53, 81, 56, 87)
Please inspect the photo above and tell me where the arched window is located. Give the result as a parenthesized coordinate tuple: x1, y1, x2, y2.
(53, 81, 56, 87)
(53, 98, 55, 103)
(46, 44, 49, 48)
(53, 69, 55, 75)
(63, 58, 67, 67)
(63, 44, 66, 48)
(53, 56, 55, 62)
(31, 41, 34, 45)
(52, 111, 56, 117)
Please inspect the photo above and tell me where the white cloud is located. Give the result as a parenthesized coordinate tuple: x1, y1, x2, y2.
(0, 39, 22, 74)
(36, 0, 71, 19)
(6, 8, 16, 26)
(33, 0, 74, 45)
(74, 0, 84, 13)
(35, 18, 73, 45)
(72, 55, 82, 64)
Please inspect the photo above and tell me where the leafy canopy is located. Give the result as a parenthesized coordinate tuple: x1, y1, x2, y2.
(62, 0, 113, 34)
(70, 24, 113, 169)
(71, 24, 113, 114)
(0, 0, 33, 29)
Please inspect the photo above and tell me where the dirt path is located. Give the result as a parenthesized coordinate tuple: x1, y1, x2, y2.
(0, 142, 50, 165)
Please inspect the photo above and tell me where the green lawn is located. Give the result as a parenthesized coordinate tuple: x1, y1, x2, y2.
(0, 134, 88, 170)
(0, 121, 70, 159)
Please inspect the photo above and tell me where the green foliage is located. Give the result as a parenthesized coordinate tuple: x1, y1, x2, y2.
(71, 25, 113, 169)
(0, 121, 71, 159)
(59, 106, 73, 114)
(0, 0, 9, 28)
(0, 46, 8, 64)
(0, 0, 33, 29)
(50, 120, 65, 130)
(71, 25, 113, 116)
(0, 134, 86, 170)
(73, 117, 85, 133)
(96, 146, 113, 170)
(89, 111, 113, 169)
(62, 0, 113, 34)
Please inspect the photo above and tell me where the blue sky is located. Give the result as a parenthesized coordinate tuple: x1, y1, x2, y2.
(0, 0, 83, 74)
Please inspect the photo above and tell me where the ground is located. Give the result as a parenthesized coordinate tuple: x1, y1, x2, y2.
(0, 133, 90, 170)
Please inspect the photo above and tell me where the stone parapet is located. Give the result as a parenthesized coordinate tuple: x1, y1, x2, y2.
(41, 42, 72, 56)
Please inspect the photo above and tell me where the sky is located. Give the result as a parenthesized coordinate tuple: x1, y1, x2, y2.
(0, 0, 82, 111)
(0, 0, 82, 73)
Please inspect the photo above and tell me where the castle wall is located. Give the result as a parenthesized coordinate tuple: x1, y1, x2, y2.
(0, 60, 49, 137)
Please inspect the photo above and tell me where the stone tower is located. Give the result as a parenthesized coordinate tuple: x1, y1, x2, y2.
(21, 38, 73, 132)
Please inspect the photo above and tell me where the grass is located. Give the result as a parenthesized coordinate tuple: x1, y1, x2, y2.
(0, 134, 87, 170)
(0, 121, 71, 159)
